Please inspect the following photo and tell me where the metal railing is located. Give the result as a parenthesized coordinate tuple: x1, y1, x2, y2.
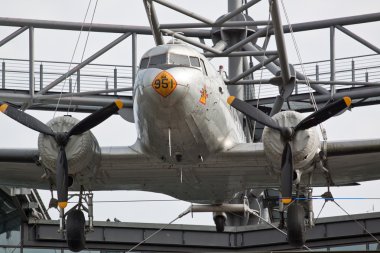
(0, 58, 133, 96)
(252, 53, 380, 98)
(1, 53, 379, 100)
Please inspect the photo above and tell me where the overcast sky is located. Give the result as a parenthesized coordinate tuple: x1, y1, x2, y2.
(0, 0, 380, 226)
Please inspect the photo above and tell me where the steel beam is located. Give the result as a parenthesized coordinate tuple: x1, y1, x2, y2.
(0, 13, 379, 38)
(160, 20, 271, 29)
(297, 80, 380, 86)
(274, 12, 380, 35)
(143, 0, 164, 46)
(330, 26, 336, 95)
(132, 33, 137, 86)
(270, 0, 290, 83)
(204, 50, 278, 57)
(0, 17, 211, 38)
(23, 212, 380, 252)
(0, 92, 133, 107)
(0, 26, 28, 47)
(227, 55, 279, 83)
(153, 0, 213, 24)
(243, 43, 281, 75)
(215, 0, 262, 25)
(29, 26, 34, 97)
(1, 62, 4, 89)
(222, 26, 271, 55)
(35, 87, 133, 100)
(336, 25, 380, 54)
(38, 32, 131, 95)
(161, 29, 221, 54)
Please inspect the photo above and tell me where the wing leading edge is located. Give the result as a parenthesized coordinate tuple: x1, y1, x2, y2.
(0, 139, 380, 202)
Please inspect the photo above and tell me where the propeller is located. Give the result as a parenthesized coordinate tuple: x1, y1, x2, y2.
(0, 100, 123, 208)
(227, 96, 351, 203)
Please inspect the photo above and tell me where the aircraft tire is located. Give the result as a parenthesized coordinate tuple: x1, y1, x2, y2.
(214, 215, 226, 232)
(286, 203, 306, 247)
(66, 209, 86, 252)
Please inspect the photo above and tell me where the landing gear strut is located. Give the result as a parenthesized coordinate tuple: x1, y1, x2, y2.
(58, 189, 94, 252)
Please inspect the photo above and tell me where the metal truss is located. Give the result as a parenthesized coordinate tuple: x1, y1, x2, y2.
(0, 1, 379, 114)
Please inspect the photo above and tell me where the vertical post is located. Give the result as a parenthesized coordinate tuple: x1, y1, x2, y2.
(39, 63, 43, 90)
(132, 33, 137, 87)
(1, 61, 5, 89)
(29, 26, 35, 96)
(365, 70, 369, 82)
(227, 0, 244, 125)
(315, 64, 319, 81)
(69, 78, 72, 93)
(351, 59, 355, 87)
(77, 70, 80, 92)
(330, 26, 336, 95)
(105, 78, 109, 90)
(114, 68, 118, 95)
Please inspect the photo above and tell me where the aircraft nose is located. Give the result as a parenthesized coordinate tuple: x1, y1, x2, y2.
(138, 68, 191, 106)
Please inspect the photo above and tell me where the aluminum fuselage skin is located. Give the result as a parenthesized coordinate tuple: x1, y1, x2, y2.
(134, 44, 245, 164)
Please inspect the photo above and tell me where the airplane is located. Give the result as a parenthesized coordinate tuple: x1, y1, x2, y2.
(1, 40, 380, 251)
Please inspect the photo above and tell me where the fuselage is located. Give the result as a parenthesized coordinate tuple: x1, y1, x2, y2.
(133, 43, 245, 163)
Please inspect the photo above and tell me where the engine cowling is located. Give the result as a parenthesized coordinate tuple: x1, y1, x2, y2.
(38, 116, 101, 186)
(262, 111, 320, 172)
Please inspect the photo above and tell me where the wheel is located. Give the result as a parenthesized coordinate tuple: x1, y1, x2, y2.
(286, 203, 306, 247)
(214, 215, 226, 232)
(66, 209, 86, 252)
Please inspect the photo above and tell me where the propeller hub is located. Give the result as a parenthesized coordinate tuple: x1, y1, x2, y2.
(55, 132, 69, 147)
(262, 111, 320, 171)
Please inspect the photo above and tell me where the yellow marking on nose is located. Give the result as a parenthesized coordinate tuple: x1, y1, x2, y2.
(152, 71, 177, 97)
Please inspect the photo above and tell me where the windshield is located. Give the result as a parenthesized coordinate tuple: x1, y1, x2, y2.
(169, 54, 190, 66)
(149, 54, 167, 67)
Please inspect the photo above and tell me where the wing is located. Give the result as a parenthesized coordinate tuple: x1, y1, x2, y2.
(322, 139, 380, 186)
(95, 143, 272, 202)
(1, 139, 380, 203)
(0, 149, 49, 189)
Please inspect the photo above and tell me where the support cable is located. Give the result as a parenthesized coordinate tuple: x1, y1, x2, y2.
(333, 200, 380, 245)
(126, 213, 184, 252)
(68, 0, 99, 114)
(252, 0, 273, 137)
(53, 0, 93, 117)
(280, 0, 328, 152)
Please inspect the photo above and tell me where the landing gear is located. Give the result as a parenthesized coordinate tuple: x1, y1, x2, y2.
(57, 189, 94, 252)
(66, 209, 86, 252)
(286, 203, 306, 247)
(214, 215, 226, 232)
(279, 184, 313, 248)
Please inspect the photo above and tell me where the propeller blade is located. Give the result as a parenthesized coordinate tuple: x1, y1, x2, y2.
(56, 147, 68, 209)
(68, 99, 123, 136)
(294, 97, 351, 132)
(280, 142, 293, 204)
(0, 103, 54, 136)
(227, 96, 282, 131)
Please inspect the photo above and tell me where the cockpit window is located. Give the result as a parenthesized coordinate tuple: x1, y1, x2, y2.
(169, 54, 190, 66)
(200, 59, 208, 76)
(140, 58, 149, 69)
(149, 54, 167, 67)
(190, 56, 200, 67)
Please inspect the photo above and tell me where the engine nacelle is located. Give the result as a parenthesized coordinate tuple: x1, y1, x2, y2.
(262, 111, 320, 172)
(38, 116, 101, 186)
